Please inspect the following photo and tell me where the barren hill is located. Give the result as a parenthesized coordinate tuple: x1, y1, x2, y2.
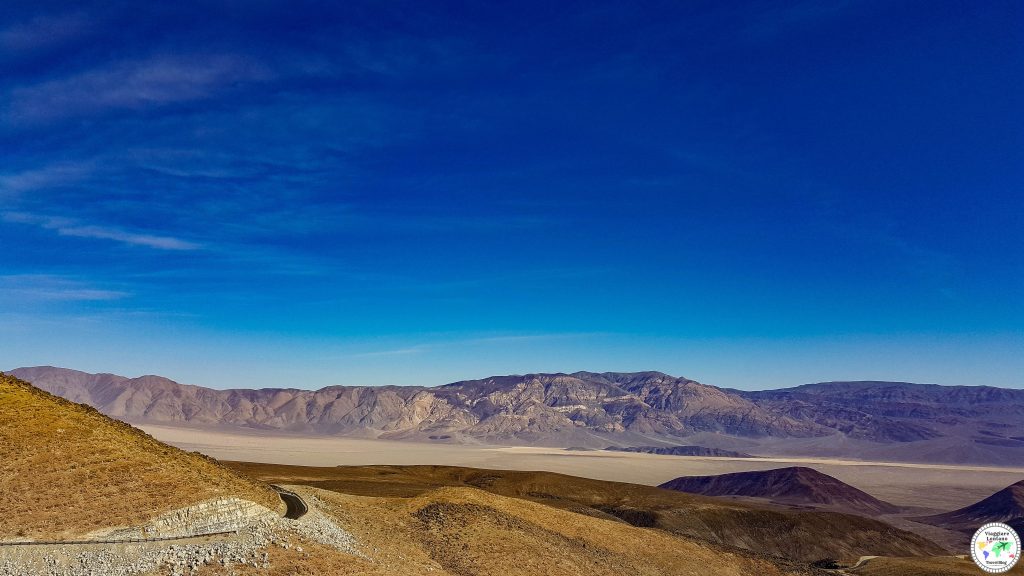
(659, 466, 900, 514)
(0, 372, 281, 539)
(287, 483, 815, 576)
(229, 462, 946, 562)
(915, 479, 1024, 533)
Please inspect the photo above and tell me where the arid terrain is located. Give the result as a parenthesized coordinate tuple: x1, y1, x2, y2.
(225, 462, 1024, 575)
(7, 372, 1018, 575)
(0, 374, 827, 575)
(14, 366, 1024, 466)
(144, 422, 1024, 553)
(659, 466, 900, 514)
(226, 462, 947, 561)
(2, 366, 1024, 573)
(141, 422, 1024, 512)
(0, 373, 282, 540)
(913, 478, 1024, 549)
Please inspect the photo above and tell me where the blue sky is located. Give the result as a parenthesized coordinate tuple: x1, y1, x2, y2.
(1, 0, 1021, 389)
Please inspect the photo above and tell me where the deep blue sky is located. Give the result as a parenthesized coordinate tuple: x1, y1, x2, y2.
(1, 1, 1021, 389)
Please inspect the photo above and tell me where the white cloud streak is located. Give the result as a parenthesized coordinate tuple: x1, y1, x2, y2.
(0, 11, 94, 53)
(2, 211, 202, 250)
(5, 54, 273, 123)
(0, 274, 130, 302)
(0, 161, 95, 196)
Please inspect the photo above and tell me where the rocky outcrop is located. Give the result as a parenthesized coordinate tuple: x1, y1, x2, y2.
(96, 498, 279, 540)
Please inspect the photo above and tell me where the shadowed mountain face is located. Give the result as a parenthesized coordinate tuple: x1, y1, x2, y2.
(659, 467, 900, 514)
(916, 479, 1024, 533)
(737, 381, 1024, 443)
(10, 367, 1024, 463)
(735, 381, 1024, 464)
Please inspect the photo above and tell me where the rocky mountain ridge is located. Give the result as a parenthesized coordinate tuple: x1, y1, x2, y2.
(9, 367, 1024, 462)
(7, 366, 822, 447)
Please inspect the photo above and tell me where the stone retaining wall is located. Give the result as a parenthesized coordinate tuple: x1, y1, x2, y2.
(98, 498, 278, 540)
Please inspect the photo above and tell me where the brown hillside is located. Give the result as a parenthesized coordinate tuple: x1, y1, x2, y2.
(226, 462, 947, 562)
(0, 372, 281, 540)
(659, 466, 900, 514)
(192, 484, 816, 576)
(915, 478, 1024, 533)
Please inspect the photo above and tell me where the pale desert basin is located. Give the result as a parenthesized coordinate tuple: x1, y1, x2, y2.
(144, 423, 1024, 512)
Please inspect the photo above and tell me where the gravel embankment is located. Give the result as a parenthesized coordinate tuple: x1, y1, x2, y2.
(0, 490, 359, 576)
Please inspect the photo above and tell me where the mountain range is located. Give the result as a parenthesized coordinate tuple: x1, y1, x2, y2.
(9, 366, 1024, 465)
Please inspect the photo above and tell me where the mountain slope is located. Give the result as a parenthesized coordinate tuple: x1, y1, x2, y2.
(659, 466, 900, 514)
(288, 484, 814, 576)
(0, 372, 281, 539)
(11, 367, 1024, 464)
(8, 367, 823, 447)
(737, 381, 1024, 445)
(230, 462, 948, 562)
(915, 479, 1024, 533)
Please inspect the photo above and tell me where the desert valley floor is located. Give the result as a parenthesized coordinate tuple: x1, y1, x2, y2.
(146, 423, 1024, 512)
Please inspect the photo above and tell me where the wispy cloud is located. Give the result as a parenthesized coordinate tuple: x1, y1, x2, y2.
(0, 11, 94, 53)
(2, 212, 202, 250)
(0, 274, 130, 302)
(347, 345, 432, 358)
(5, 54, 273, 123)
(0, 161, 95, 196)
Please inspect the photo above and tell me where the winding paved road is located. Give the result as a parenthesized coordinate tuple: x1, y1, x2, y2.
(271, 485, 308, 520)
